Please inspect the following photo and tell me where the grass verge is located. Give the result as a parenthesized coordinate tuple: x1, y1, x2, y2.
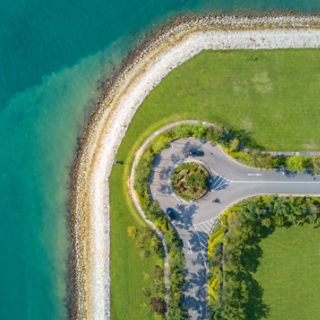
(252, 225, 320, 320)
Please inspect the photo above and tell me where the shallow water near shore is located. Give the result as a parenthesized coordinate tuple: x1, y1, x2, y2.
(0, 0, 320, 320)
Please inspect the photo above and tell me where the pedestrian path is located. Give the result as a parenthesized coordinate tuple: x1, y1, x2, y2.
(193, 218, 217, 254)
(210, 175, 231, 191)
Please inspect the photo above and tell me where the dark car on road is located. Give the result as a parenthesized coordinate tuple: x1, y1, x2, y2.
(188, 149, 204, 157)
(166, 208, 176, 220)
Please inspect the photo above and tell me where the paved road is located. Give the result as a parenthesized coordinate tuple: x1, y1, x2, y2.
(149, 138, 320, 320)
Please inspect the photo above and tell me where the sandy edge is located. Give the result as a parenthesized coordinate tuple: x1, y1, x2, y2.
(69, 15, 320, 320)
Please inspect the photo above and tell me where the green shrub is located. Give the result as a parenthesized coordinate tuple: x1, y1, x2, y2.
(151, 135, 170, 154)
(192, 121, 208, 139)
(229, 138, 240, 152)
(286, 155, 305, 172)
(174, 123, 194, 138)
(185, 171, 206, 188)
(127, 225, 138, 238)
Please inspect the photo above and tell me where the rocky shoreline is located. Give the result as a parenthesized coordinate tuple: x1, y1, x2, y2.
(68, 13, 320, 320)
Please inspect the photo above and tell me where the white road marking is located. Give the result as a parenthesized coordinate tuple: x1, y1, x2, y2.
(187, 240, 192, 254)
(211, 175, 231, 190)
(233, 180, 320, 184)
(247, 173, 263, 176)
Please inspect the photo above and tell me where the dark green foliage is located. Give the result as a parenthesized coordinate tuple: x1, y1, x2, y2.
(175, 162, 198, 171)
(136, 158, 153, 179)
(150, 297, 166, 315)
(142, 288, 151, 297)
(286, 155, 306, 172)
(170, 252, 186, 271)
(134, 158, 153, 193)
(143, 200, 163, 221)
(229, 138, 240, 152)
(185, 171, 207, 188)
(206, 125, 225, 142)
(247, 150, 274, 169)
(172, 162, 209, 200)
(311, 156, 320, 175)
(209, 196, 320, 319)
(151, 135, 170, 154)
(150, 236, 162, 254)
(168, 306, 189, 320)
(164, 226, 181, 253)
(154, 279, 166, 295)
(174, 123, 194, 138)
(192, 121, 208, 139)
(154, 265, 164, 280)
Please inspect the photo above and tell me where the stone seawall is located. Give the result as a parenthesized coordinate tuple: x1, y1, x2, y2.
(68, 14, 320, 320)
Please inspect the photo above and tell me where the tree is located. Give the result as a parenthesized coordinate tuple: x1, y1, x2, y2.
(168, 306, 188, 320)
(229, 138, 240, 152)
(154, 265, 164, 280)
(261, 217, 272, 228)
(142, 288, 151, 297)
(142, 148, 155, 162)
(150, 297, 166, 314)
(140, 227, 153, 241)
(169, 269, 185, 288)
(185, 172, 206, 188)
(164, 227, 180, 252)
(150, 237, 162, 254)
(311, 156, 320, 175)
(133, 178, 149, 193)
(152, 135, 170, 154)
(139, 250, 150, 259)
(144, 200, 163, 221)
(170, 252, 186, 271)
(286, 155, 305, 172)
(136, 158, 153, 179)
(175, 123, 193, 138)
(154, 280, 166, 295)
(135, 237, 144, 249)
(192, 121, 208, 139)
(127, 225, 137, 238)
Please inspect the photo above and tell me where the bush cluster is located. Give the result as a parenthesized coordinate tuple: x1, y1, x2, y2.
(172, 163, 209, 200)
(208, 196, 320, 320)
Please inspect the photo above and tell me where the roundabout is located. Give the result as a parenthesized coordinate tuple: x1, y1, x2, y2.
(148, 137, 320, 320)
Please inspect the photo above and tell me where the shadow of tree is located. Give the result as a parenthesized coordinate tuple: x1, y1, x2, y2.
(175, 204, 198, 229)
(238, 226, 275, 319)
(187, 231, 202, 253)
(229, 127, 264, 150)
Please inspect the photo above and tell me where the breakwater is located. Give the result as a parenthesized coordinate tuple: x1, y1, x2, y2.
(68, 13, 320, 320)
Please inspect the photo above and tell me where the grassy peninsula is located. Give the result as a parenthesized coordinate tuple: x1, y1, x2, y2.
(110, 48, 320, 319)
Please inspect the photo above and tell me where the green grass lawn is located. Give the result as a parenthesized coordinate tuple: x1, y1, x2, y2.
(121, 48, 320, 153)
(251, 225, 320, 320)
(110, 49, 320, 319)
(110, 164, 163, 320)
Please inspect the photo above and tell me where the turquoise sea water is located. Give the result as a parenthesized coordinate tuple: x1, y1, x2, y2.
(0, 1, 319, 319)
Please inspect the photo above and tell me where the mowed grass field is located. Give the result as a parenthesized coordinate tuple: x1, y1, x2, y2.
(109, 170, 163, 320)
(251, 225, 320, 320)
(110, 49, 320, 319)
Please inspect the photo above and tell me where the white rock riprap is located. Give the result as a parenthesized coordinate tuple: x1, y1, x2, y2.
(72, 17, 320, 320)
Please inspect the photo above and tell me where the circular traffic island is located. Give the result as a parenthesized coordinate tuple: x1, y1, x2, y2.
(172, 162, 209, 201)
